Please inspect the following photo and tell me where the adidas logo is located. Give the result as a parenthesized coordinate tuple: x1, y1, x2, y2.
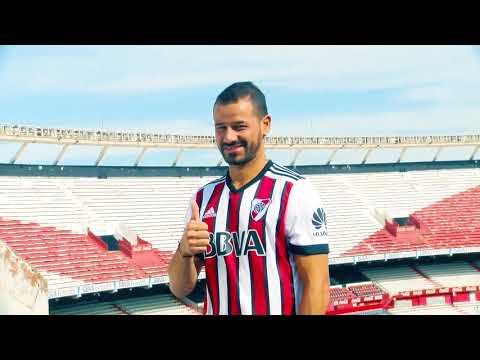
(203, 207, 216, 219)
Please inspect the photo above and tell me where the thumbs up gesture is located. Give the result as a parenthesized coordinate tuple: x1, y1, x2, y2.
(179, 200, 211, 258)
(190, 199, 201, 222)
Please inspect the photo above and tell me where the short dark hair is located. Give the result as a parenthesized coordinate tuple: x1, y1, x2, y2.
(214, 81, 268, 118)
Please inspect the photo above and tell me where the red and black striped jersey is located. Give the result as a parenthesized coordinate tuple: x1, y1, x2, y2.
(183, 160, 329, 315)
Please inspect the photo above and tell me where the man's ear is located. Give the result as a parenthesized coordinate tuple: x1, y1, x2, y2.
(261, 115, 272, 138)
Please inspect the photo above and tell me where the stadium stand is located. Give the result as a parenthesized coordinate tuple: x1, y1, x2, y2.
(65, 177, 208, 250)
(339, 170, 480, 258)
(326, 282, 389, 314)
(50, 293, 199, 315)
(2, 165, 480, 314)
(308, 174, 382, 257)
(388, 303, 465, 315)
(0, 217, 171, 299)
(451, 302, 480, 315)
(347, 282, 384, 297)
(50, 301, 126, 315)
(0, 176, 214, 251)
(415, 261, 480, 288)
(359, 265, 436, 294)
(113, 293, 199, 315)
(349, 309, 391, 315)
(1, 169, 479, 261)
(329, 286, 356, 302)
(2, 125, 480, 314)
(0, 178, 91, 233)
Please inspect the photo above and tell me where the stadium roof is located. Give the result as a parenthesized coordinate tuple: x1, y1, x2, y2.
(1, 124, 480, 167)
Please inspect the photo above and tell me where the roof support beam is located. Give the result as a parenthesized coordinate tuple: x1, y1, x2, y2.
(53, 144, 70, 166)
(290, 149, 302, 166)
(95, 146, 109, 166)
(432, 147, 443, 162)
(172, 148, 184, 167)
(326, 147, 341, 165)
(397, 147, 407, 163)
(361, 147, 375, 165)
(10, 142, 29, 164)
(470, 145, 480, 161)
(134, 147, 147, 167)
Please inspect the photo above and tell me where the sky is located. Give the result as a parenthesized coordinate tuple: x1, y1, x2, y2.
(0, 45, 480, 166)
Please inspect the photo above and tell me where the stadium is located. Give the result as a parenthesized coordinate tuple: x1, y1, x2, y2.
(1, 124, 480, 315)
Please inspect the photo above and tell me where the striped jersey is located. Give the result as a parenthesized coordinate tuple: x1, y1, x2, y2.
(183, 160, 329, 315)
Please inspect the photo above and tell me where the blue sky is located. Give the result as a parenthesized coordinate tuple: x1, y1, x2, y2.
(1, 45, 480, 166)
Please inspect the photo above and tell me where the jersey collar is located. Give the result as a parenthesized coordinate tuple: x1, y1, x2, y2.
(225, 159, 273, 194)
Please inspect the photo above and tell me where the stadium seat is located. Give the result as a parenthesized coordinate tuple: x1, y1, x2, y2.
(2, 167, 480, 310)
(0, 217, 170, 294)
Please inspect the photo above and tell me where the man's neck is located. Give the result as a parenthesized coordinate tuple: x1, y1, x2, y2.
(228, 153, 269, 190)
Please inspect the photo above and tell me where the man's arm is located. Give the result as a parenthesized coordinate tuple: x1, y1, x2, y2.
(168, 200, 209, 299)
(295, 254, 330, 315)
(284, 178, 331, 315)
(168, 251, 204, 299)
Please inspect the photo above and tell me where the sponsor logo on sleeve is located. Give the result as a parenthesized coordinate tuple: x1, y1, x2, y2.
(312, 207, 328, 236)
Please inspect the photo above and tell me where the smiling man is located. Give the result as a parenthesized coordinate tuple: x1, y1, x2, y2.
(168, 81, 330, 315)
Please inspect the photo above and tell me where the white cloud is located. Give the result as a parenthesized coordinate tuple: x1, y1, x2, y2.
(88, 45, 480, 94)
(399, 85, 455, 103)
(271, 105, 480, 137)
(2, 45, 480, 96)
(2, 45, 480, 147)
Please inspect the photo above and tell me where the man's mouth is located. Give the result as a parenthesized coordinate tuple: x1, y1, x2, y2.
(223, 144, 244, 153)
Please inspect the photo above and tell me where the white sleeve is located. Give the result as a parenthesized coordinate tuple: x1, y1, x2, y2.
(285, 179, 329, 255)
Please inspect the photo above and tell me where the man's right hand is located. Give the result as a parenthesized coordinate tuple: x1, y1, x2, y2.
(179, 200, 210, 258)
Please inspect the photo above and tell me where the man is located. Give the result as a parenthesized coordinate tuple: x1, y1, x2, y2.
(168, 82, 330, 315)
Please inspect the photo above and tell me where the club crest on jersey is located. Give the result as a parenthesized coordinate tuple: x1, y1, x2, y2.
(250, 198, 271, 222)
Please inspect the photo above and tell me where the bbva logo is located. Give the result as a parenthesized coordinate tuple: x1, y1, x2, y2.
(205, 230, 266, 259)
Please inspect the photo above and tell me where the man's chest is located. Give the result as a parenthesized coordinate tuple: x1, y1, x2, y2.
(202, 191, 282, 259)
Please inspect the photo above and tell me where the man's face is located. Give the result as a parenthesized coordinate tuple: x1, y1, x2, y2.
(213, 98, 270, 166)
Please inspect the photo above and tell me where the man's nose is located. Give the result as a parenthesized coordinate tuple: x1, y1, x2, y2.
(223, 127, 238, 144)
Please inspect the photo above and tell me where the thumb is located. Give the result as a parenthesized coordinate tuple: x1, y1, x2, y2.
(191, 199, 200, 221)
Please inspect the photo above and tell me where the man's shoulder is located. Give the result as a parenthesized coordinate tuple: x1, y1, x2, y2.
(198, 175, 227, 192)
(278, 170, 318, 201)
(267, 162, 305, 183)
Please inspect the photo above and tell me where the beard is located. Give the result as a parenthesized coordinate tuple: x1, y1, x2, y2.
(220, 134, 263, 166)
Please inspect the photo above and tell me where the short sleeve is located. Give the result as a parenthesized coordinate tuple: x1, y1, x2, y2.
(285, 179, 329, 256)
